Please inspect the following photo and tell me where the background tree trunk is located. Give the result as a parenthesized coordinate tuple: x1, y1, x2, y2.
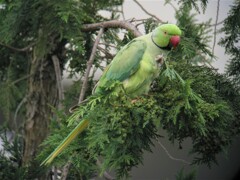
(23, 52, 58, 165)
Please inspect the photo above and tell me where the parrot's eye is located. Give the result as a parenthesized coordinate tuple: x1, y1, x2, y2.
(164, 31, 167, 35)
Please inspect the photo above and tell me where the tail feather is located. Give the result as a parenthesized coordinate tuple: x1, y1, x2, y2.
(41, 119, 89, 166)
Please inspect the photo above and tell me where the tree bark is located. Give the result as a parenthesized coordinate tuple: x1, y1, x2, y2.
(23, 52, 58, 165)
(81, 20, 142, 37)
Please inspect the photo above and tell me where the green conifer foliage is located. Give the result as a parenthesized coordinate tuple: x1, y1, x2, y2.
(219, 0, 240, 89)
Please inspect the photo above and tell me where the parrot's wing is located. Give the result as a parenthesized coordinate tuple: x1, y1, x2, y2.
(104, 39, 146, 81)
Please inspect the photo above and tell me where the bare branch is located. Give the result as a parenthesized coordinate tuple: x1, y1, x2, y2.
(210, 19, 224, 27)
(133, 0, 164, 23)
(82, 20, 142, 37)
(212, 0, 220, 56)
(78, 28, 104, 103)
(0, 41, 35, 52)
(121, 5, 126, 20)
(97, 46, 115, 59)
(135, 21, 146, 28)
(127, 18, 142, 22)
(156, 138, 191, 165)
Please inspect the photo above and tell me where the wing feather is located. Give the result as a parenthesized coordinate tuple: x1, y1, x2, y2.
(95, 39, 146, 93)
(105, 39, 146, 81)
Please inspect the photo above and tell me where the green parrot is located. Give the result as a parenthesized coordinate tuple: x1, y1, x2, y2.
(41, 24, 181, 165)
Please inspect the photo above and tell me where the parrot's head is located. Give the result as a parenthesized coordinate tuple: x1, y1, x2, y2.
(151, 24, 182, 50)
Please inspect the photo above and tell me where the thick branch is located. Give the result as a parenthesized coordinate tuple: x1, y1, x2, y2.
(52, 55, 65, 104)
(133, 0, 164, 23)
(78, 28, 104, 103)
(82, 20, 142, 37)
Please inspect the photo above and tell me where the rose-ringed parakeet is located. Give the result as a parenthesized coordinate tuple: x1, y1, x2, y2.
(41, 24, 181, 165)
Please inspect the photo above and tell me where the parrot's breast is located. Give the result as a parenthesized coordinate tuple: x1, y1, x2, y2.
(123, 53, 159, 96)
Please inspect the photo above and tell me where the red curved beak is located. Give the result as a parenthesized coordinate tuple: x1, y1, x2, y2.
(170, 35, 180, 48)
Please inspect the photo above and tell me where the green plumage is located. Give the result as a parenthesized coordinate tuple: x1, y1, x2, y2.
(42, 24, 182, 165)
(95, 24, 181, 96)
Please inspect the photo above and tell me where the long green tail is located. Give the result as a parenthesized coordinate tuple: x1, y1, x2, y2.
(41, 119, 89, 165)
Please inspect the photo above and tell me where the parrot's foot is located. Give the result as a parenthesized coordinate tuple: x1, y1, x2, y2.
(131, 99, 139, 104)
(130, 96, 144, 104)
(155, 54, 164, 66)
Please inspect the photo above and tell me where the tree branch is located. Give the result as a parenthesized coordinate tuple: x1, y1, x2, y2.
(97, 46, 115, 59)
(52, 55, 65, 107)
(212, 0, 220, 56)
(99, 43, 117, 49)
(51, 55, 65, 180)
(13, 95, 28, 134)
(78, 27, 116, 180)
(51, 56, 71, 179)
(156, 138, 191, 165)
(120, 4, 126, 20)
(0, 41, 34, 52)
(133, 0, 164, 23)
(11, 74, 32, 85)
(78, 28, 104, 103)
(210, 19, 224, 27)
(81, 20, 142, 37)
